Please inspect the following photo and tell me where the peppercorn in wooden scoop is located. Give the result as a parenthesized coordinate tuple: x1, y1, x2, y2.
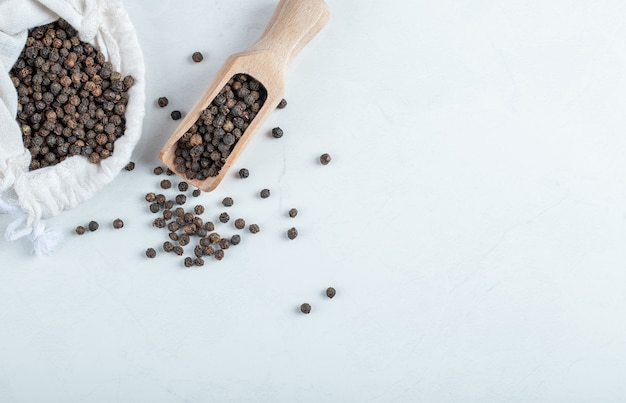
(159, 0, 330, 191)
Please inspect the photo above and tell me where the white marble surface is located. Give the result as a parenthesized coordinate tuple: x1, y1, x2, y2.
(2, 0, 626, 401)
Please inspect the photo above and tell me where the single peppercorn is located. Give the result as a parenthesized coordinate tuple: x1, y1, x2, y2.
(171, 110, 182, 120)
(149, 203, 160, 213)
(214, 249, 224, 261)
(234, 218, 245, 230)
(160, 179, 171, 189)
(222, 197, 234, 207)
(219, 212, 230, 223)
(300, 303, 311, 314)
(194, 257, 204, 266)
(145, 192, 156, 202)
(163, 241, 174, 252)
(178, 181, 189, 192)
(153, 166, 164, 175)
(277, 98, 287, 109)
(75, 225, 85, 235)
(326, 287, 336, 299)
(260, 189, 270, 199)
(166, 168, 174, 176)
(204, 221, 215, 231)
(194, 205, 205, 215)
(179, 234, 191, 246)
(320, 153, 332, 165)
(124, 162, 135, 171)
(184, 257, 194, 267)
(173, 246, 184, 256)
(113, 218, 124, 229)
(153, 217, 166, 228)
(168, 232, 179, 241)
(156, 194, 167, 205)
(157, 97, 169, 108)
(192, 189, 201, 197)
(249, 224, 260, 234)
(230, 234, 241, 245)
(287, 227, 298, 240)
(192, 52, 204, 63)
(219, 238, 230, 250)
(88, 220, 99, 231)
(271, 127, 283, 138)
(238, 168, 249, 179)
(288, 208, 298, 218)
(163, 210, 173, 220)
(175, 194, 187, 205)
(208, 232, 221, 244)
(146, 248, 156, 258)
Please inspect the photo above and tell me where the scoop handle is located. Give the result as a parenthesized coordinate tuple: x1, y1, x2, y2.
(247, 0, 330, 66)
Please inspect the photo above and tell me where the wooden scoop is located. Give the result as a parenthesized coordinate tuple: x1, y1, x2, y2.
(159, 0, 330, 191)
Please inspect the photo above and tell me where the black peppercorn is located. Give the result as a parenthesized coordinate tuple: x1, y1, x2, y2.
(326, 287, 336, 299)
(75, 225, 85, 235)
(260, 189, 270, 199)
(288, 208, 298, 218)
(149, 203, 160, 213)
(300, 303, 311, 314)
(277, 98, 287, 109)
(194, 257, 204, 266)
(166, 168, 174, 175)
(163, 241, 174, 252)
(88, 220, 99, 231)
(208, 232, 221, 244)
(171, 110, 182, 120)
(153, 217, 166, 228)
(204, 222, 215, 231)
(192, 52, 204, 63)
(175, 194, 187, 205)
(179, 233, 190, 246)
(320, 153, 331, 165)
(153, 166, 164, 175)
(178, 181, 189, 192)
(146, 248, 156, 258)
(214, 249, 224, 261)
(173, 246, 184, 256)
(125, 162, 135, 171)
(157, 97, 168, 108)
(249, 224, 260, 234)
(271, 127, 283, 138)
(238, 168, 249, 179)
(219, 238, 230, 250)
(287, 227, 298, 240)
(145, 192, 157, 203)
(192, 189, 201, 197)
(163, 210, 173, 220)
(194, 205, 204, 215)
(113, 218, 124, 229)
(160, 179, 171, 189)
(219, 212, 230, 223)
(156, 194, 166, 205)
(222, 197, 234, 207)
(184, 257, 194, 267)
(230, 234, 241, 245)
(234, 218, 245, 230)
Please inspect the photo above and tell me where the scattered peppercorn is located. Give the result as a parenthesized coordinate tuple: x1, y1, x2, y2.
(125, 162, 135, 171)
(149, 203, 160, 213)
(192, 52, 204, 63)
(219, 212, 230, 223)
(214, 249, 224, 261)
(173, 246, 184, 256)
(153, 166, 164, 175)
(230, 234, 241, 245)
(287, 227, 298, 240)
(192, 189, 201, 197)
(219, 238, 230, 250)
(288, 208, 298, 218)
(157, 97, 169, 108)
(171, 110, 182, 120)
(175, 194, 187, 205)
(156, 194, 166, 205)
(178, 182, 189, 192)
(160, 179, 171, 189)
(168, 232, 178, 241)
(153, 217, 166, 228)
(204, 221, 215, 231)
(163, 241, 174, 252)
(194, 257, 205, 266)
(320, 153, 332, 165)
(249, 224, 260, 234)
(178, 234, 190, 246)
(75, 226, 85, 235)
(260, 189, 270, 199)
(238, 168, 249, 179)
(209, 232, 221, 244)
(88, 221, 99, 232)
(146, 248, 156, 258)
(222, 197, 234, 207)
(277, 98, 287, 109)
(145, 192, 156, 202)
(271, 127, 283, 138)
(326, 287, 336, 299)
(300, 303, 311, 314)
(194, 205, 205, 215)
(234, 218, 245, 230)
(166, 168, 174, 175)
(184, 257, 194, 267)
(113, 218, 124, 229)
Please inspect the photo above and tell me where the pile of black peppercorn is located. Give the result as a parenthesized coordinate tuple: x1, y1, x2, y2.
(9, 19, 134, 171)
(172, 73, 267, 180)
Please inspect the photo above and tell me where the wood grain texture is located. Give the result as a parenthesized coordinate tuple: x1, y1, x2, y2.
(159, 0, 330, 191)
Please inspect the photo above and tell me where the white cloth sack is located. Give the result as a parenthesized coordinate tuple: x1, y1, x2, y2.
(0, 0, 146, 254)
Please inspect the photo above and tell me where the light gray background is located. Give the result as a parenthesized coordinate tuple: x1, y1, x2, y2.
(2, 0, 626, 401)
